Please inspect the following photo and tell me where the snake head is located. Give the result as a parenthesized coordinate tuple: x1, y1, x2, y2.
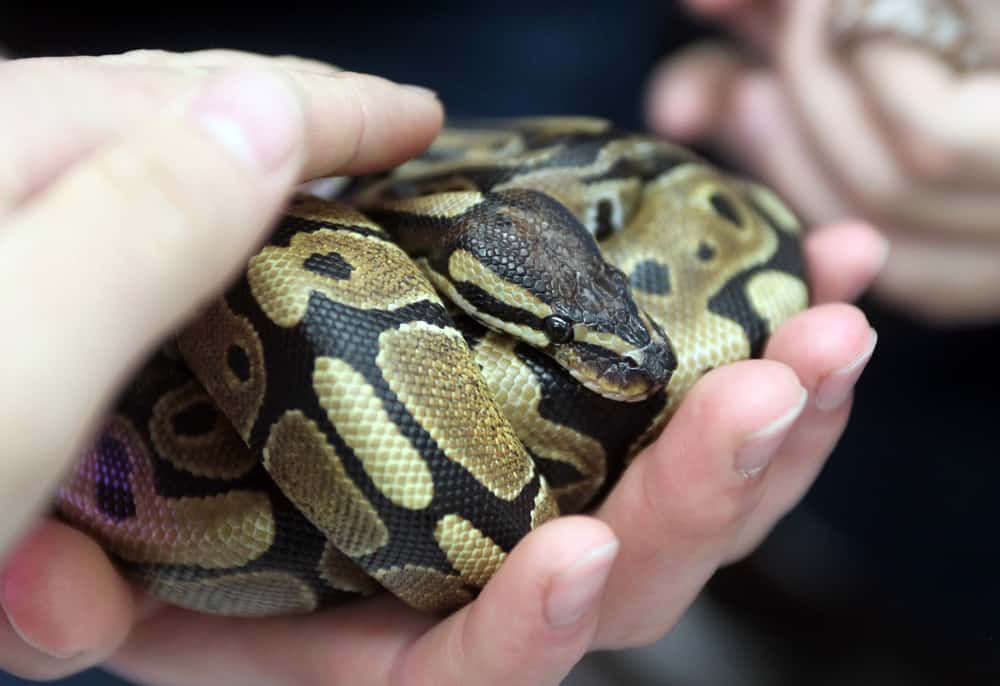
(377, 187, 676, 402)
(538, 258, 675, 402)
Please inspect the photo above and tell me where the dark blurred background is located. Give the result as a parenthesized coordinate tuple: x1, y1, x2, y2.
(3, 2, 998, 684)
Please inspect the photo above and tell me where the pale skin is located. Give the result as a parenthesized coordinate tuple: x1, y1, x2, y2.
(0, 50, 882, 685)
(646, 0, 1000, 326)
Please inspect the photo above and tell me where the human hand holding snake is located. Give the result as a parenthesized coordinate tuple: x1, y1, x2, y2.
(0, 50, 882, 685)
(647, 0, 1000, 325)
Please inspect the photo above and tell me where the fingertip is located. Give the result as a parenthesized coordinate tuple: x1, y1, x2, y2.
(763, 301, 876, 410)
(679, 359, 805, 443)
(302, 70, 444, 179)
(473, 515, 617, 633)
(805, 219, 890, 303)
(644, 42, 747, 141)
(1, 519, 135, 665)
(402, 516, 616, 686)
(644, 60, 710, 141)
(634, 359, 806, 528)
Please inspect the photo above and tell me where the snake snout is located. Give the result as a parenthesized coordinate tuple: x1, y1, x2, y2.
(619, 340, 676, 401)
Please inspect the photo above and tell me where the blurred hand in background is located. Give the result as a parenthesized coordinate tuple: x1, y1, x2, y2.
(646, 0, 1000, 326)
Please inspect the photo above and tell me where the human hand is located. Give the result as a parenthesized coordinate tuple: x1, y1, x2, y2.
(1, 49, 883, 686)
(646, 0, 1000, 325)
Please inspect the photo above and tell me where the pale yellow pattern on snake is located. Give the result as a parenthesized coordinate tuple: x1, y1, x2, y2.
(312, 356, 434, 510)
(319, 541, 381, 595)
(434, 514, 506, 587)
(145, 571, 320, 617)
(745, 183, 803, 236)
(448, 248, 553, 319)
(423, 265, 550, 348)
(149, 381, 257, 479)
(368, 191, 485, 218)
(579, 178, 643, 235)
(263, 410, 389, 558)
(176, 299, 266, 440)
(286, 196, 388, 236)
(573, 327, 640, 357)
(247, 229, 437, 329)
(503, 174, 643, 237)
(473, 332, 606, 512)
(746, 272, 810, 332)
(531, 478, 561, 527)
(377, 321, 537, 500)
(372, 565, 473, 613)
(57, 415, 275, 568)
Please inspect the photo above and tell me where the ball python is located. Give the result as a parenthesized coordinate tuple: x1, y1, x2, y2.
(54, 116, 810, 617)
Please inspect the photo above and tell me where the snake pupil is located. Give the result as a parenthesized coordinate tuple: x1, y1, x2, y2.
(543, 315, 574, 344)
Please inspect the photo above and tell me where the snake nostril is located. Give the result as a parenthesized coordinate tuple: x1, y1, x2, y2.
(624, 354, 640, 369)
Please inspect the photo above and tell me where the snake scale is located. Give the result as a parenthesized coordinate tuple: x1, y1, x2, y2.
(54, 116, 810, 617)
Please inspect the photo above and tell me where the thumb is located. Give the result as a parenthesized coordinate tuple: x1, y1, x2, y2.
(0, 66, 438, 551)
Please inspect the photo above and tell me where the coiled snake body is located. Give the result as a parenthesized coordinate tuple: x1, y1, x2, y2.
(56, 117, 810, 617)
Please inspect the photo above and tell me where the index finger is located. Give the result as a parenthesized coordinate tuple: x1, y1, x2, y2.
(0, 55, 443, 214)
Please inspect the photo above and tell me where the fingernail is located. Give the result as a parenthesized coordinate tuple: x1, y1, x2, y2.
(1, 574, 79, 660)
(545, 539, 618, 627)
(815, 328, 878, 411)
(191, 68, 303, 173)
(402, 84, 439, 99)
(735, 385, 808, 478)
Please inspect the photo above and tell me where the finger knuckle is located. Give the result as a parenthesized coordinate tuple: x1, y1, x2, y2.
(641, 446, 751, 543)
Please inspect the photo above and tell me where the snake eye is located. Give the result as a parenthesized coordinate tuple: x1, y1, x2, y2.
(543, 315, 574, 344)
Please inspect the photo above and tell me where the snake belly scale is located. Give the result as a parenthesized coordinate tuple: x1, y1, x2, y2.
(55, 117, 810, 617)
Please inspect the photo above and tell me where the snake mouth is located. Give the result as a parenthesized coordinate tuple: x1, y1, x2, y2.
(620, 340, 675, 397)
(558, 338, 676, 402)
(607, 340, 675, 402)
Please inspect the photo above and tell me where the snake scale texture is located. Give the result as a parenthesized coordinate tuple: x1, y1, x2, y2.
(55, 117, 810, 617)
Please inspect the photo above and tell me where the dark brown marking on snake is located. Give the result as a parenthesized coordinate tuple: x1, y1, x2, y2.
(707, 198, 808, 357)
(303, 252, 355, 281)
(696, 242, 716, 262)
(95, 435, 137, 521)
(267, 216, 385, 248)
(579, 149, 694, 184)
(629, 260, 671, 296)
(529, 450, 585, 489)
(594, 199, 615, 240)
(171, 401, 218, 437)
(226, 345, 252, 383)
(453, 282, 546, 331)
(709, 193, 743, 227)
(451, 310, 490, 350)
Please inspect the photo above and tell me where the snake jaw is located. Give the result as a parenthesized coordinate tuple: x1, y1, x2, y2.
(552, 333, 676, 403)
(621, 339, 675, 398)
